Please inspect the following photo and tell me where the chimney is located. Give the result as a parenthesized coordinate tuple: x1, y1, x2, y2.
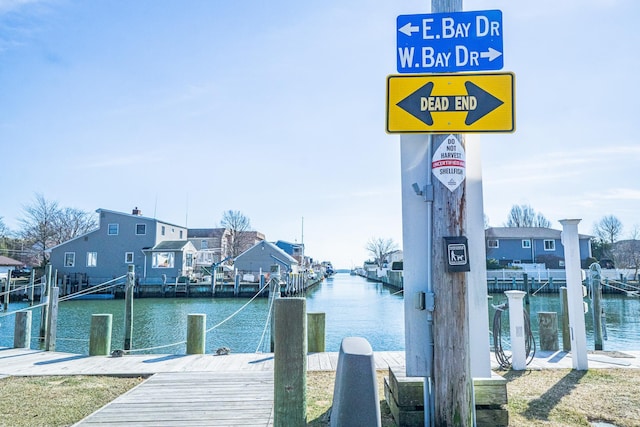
(132, 207, 142, 216)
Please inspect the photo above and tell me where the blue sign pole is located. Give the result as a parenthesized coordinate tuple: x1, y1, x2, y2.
(397, 10, 503, 73)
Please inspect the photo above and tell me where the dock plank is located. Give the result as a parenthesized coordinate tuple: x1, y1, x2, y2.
(76, 371, 274, 426)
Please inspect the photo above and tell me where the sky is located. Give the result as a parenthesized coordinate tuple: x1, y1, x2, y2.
(1, 0, 639, 269)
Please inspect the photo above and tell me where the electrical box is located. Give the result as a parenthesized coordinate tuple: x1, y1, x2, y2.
(444, 236, 470, 273)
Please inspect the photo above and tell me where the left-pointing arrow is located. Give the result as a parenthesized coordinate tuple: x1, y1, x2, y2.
(398, 22, 419, 36)
(396, 81, 504, 126)
(396, 82, 435, 125)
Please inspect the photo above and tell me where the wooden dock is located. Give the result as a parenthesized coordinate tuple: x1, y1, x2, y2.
(0, 348, 406, 376)
(2, 347, 639, 426)
(75, 371, 275, 426)
(1, 348, 405, 426)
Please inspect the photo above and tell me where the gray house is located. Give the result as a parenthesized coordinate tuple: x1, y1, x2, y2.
(49, 208, 196, 285)
(234, 241, 298, 275)
(485, 227, 593, 268)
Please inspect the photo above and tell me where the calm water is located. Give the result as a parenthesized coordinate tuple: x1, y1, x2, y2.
(1, 273, 638, 354)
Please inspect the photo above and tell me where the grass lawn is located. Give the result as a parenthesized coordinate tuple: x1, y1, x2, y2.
(2, 369, 640, 426)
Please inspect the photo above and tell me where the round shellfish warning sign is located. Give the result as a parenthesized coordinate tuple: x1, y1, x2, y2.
(432, 134, 465, 191)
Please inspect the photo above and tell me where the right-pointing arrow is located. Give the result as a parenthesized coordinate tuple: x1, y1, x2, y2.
(480, 48, 502, 62)
(464, 81, 504, 125)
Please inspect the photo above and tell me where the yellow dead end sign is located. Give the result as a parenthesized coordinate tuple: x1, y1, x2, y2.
(386, 72, 515, 133)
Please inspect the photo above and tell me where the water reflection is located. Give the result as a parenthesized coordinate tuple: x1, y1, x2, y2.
(1, 274, 638, 354)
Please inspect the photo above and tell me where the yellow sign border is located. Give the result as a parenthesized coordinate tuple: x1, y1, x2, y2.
(386, 72, 515, 134)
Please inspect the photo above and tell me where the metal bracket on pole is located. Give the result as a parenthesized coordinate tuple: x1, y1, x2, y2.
(412, 183, 434, 202)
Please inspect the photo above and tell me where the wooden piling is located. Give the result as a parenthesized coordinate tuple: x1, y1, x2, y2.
(39, 265, 52, 345)
(14, 311, 32, 348)
(44, 287, 59, 351)
(124, 265, 134, 351)
(2, 277, 7, 311)
(591, 267, 604, 351)
(307, 312, 326, 353)
(274, 297, 307, 426)
(270, 265, 281, 353)
(89, 314, 112, 356)
(523, 273, 530, 306)
(560, 287, 571, 351)
(29, 269, 35, 305)
(537, 312, 559, 351)
(186, 313, 206, 354)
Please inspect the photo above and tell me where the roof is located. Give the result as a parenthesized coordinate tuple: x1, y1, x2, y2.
(0, 255, 23, 267)
(146, 241, 195, 251)
(188, 228, 226, 238)
(96, 208, 186, 229)
(486, 227, 592, 240)
(236, 240, 298, 264)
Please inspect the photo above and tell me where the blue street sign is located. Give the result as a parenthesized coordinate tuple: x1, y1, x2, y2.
(397, 10, 503, 73)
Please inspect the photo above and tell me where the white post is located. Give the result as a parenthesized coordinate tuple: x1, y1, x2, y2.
(466, 135, 491, 378)
(559, 219, 588, 370)
(504, 290, 527, 370)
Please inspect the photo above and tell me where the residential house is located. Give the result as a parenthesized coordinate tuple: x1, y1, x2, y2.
(485, 227, 593, 268)
(188, 229, 266, 268)
(274, 240, 308, 266)
(0, 255, 23, 280)
(48, 208, 197, 285)
(234, 240, 298, 275)
(188, 228, 229, 268)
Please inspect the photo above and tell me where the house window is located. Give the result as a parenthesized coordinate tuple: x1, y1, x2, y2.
(161, 226, 166, 236)
(487, 239, 499, 248)
(152, 252, 174, 268)
(125, 252, 134, 263)
(544, 239, 556, 251)
(522, 239, 531, 249)
(186, 253, 193, 267)
(201, 240, 208, 249)
(179, 230, 183, 239)
(108, 223, 119, 235)
(136, 224, 146, 235)
(64, 252, 75, 267)
(87, 252, 97, 267)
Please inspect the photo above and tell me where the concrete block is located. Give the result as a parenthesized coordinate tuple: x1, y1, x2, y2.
(330, 337, 381, 427)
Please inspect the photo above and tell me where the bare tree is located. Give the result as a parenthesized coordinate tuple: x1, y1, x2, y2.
(611, 239, 640, 278)
(53, 207, 98, 243)
(17, 194, 97, 266)
(0, 216, 10, 257)
(220, 210, 252, 259)
(505, 204, 551, 228)
(18, 194, 60, 266)
(0, 216, 8, 238)
(534, 213, 551, 228)
(366, 237, 398, 268)
(594, 215, 623, 245)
